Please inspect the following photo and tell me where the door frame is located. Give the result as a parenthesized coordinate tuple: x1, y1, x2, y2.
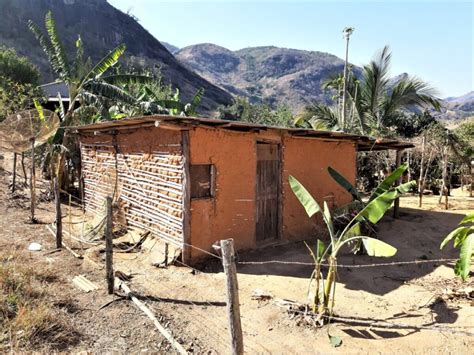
(254, 140, 283, 245)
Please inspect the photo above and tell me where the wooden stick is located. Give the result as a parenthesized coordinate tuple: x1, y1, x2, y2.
(105, 196, 114, 294)
(164, 242, 169, 267)
(30, 139, 36, 222)
(21, 152, 27, 186)
(182, 130, 191, 264)
(45, 225, 83, 259)
(54, 177, 62, 249)
(12, 152, 17, 193)
(116, 279, 188, 355)
(393, 149, 402, 219)
(220, 239, 244, 355)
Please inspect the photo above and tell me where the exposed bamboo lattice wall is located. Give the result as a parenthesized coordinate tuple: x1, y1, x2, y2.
(81, 142, 184, 247)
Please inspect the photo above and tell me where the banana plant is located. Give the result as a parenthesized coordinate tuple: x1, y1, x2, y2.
(28, 11, 153, 124)
(328, 163, 410, 251)
(289, 173, 415, 317)
(440, 213, 473, 281)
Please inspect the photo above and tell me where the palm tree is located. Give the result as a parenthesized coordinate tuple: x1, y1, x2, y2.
(296, 46, 441, 136)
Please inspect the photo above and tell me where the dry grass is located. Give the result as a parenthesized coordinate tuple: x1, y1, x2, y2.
(0, 250, 80, 351)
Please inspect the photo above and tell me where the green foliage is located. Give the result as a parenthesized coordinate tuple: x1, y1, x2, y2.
(0, 79, 43, 122)
(0, 47, 43, 121)
(218, 96, 293, 127)
(387, 111, 437, 138)
(29, 11, 204, 124)
(440, 212, 474, 281)
(289, 169, 410, 316)
(454, 118, 474, 158)
(0, 46, 40, 85)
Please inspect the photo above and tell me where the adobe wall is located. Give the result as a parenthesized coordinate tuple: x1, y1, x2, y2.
(188, 127, 259, 260)
(282, 136, 357, 241)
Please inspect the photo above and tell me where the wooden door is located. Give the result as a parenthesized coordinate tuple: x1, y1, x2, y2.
(256, 142, 280, 243)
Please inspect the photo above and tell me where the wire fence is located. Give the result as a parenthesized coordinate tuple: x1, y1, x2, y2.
(43, 187, 474, 353)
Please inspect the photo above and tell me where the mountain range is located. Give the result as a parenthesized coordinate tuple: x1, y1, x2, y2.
(0, 0, 232, 112)
(175, 43, 360, 111)
(0, 0, 472, 119)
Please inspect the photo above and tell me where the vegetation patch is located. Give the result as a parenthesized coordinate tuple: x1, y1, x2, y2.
(0, 251, 80, 351)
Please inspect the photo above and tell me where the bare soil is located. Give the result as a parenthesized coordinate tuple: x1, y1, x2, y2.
(0, 157, 473, 353)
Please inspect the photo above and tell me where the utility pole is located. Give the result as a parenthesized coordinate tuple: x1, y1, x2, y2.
(341, 27, 354, 131)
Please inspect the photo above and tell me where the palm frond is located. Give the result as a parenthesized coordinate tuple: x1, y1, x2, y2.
(383, 76, 441, 119)
(45, 11, 71, 82)
(362, 45, 392, 122)
(298, 103, 340, 131)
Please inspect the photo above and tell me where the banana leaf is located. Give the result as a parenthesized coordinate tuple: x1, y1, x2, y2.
(362, 237, 397, 257)
(454, 234, 473, 281)
(460, 213, 474, 225)
(440, 226, 470, 249)
(80, 43, 126, 85)
(369, 163, 409, 202)
(328, 166, 362, 201)
(45, 11, 71, 81)
(289, 175, 321, 218)
(101, 74, 155, 86)
(355, 181, 415, 224)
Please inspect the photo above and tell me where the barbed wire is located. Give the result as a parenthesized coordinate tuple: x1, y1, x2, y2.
(236, 258, 458, 268)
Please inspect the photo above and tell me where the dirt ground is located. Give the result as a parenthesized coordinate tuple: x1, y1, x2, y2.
(0, 156, 473, 353)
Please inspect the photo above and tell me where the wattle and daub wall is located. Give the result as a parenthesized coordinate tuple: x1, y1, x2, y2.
(79, 125, 356, 262)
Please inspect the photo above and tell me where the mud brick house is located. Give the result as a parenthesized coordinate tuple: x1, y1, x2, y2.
(70, 115, 411, 264)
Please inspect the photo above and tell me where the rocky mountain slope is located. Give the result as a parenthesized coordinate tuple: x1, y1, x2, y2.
(0, 0, 232, 112)
(444, 91, 474, 112)
(176, 43, 357, 112)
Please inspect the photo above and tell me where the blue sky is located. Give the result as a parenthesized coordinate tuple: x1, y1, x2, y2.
(109, 0, 473, 97)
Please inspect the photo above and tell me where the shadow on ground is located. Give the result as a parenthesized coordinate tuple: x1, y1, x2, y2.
(234, 208, 466, 296)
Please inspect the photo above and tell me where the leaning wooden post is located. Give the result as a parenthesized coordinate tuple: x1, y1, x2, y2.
(30, 139, 36, 222)
(54, 177, 62, 249)
(105, 196, 114, 294)
(11, 152, 17, 193)
(220, 239, 244, 355)
(21, 152, 27, 186)
(393, 149, 402, 218)
(164, 242, 169, 267)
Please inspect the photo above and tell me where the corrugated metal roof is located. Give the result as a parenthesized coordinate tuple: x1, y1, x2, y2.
(68, 114, 414, 151)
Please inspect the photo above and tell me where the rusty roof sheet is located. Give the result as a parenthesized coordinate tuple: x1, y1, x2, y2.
(68, 114, 414, 151)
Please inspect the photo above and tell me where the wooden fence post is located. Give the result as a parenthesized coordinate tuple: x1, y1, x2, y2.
(220, 239, 243, 355)
(30, 139, 36, 222)
(164, 242, 169, 267)
(21, 152, 27, 186)
(393, 149, 402, 219)
(54, 177, 62, 249)
(12, 152, 17, 193)
(105, 196, 114, 294)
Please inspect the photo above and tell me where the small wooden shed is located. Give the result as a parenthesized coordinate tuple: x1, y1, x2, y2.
(71, 115, 412, 264)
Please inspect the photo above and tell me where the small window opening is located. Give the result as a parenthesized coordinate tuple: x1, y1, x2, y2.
(190, 164, 215, 199)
